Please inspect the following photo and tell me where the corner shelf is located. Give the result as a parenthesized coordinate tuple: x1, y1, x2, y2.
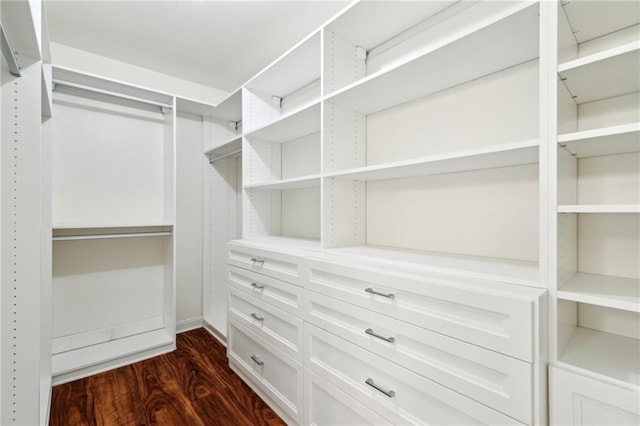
(558, 123, 640, 158)
(324, 4, 538, 115)
(559, 327, 640, 386)
(244, 102, 320, 142)
(558, 273, 640, 313)
(325, 139, 539, 181)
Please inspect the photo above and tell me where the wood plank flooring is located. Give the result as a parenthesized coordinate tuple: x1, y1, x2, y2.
(50, 328, 286, 426)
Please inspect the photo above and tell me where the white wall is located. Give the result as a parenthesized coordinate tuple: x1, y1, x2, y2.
(176, 113, 204, 329)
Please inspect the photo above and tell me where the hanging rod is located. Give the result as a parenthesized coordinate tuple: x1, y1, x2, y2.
(209, 148, 242, 163)
(53, 231, 172, 241)
(0, 21, 21, 77)
(53, 79, 173, 109)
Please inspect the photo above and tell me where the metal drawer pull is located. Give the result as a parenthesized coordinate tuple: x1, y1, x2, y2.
(365, 378, 395, 398)
(365, 288, 395, 299)
(250, 282, 264, 289)
(365, 328, 395, 343)
(250, 258, 264, 265)
(250, 313, 264, 322)
(250, 355, 264, 366)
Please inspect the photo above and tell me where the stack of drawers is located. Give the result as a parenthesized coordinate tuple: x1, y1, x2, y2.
(226, 241, 306, 425)
(227, 241, 546, 425)
(301, 255, 546, 426)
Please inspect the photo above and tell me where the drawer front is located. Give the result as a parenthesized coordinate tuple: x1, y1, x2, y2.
(550, 365, 640, 426)
(304, 258, 535, 361)
(304, 368, 392, 426)
(228, 320, 302, 424)
(304, 324, 523, 426)
(229, 288, 303, 362)
(303, 291, 533, 424)
(229, 265, 302, 316)
(228, 242, 302, 285)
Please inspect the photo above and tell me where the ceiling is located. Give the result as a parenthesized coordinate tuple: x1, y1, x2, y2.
(45, 1, 349, 93)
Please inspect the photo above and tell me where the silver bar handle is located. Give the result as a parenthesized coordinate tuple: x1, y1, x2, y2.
(250, 355, 264, 366)
(251, 258, 264, 265)
(365, 378, 395, 398)
(365, 287, 395, 299)
(365, 328, 395, 343)
(251, 313, 264, 322)
(251, 282, 265, 289)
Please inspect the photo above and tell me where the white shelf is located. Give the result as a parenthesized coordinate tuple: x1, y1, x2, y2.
(205, 136, 242, 161)
(52, 224, 173, 241)
(558, 42, 640, 104)
(208, 89, 242, 122)
(558, 123, 640, 158)
(324, 4, 538, 115)
(244, 175, 320, 191)
(52, 329, 173, 377)
(244, 102, 320, 142)
(559, 273, 640, 313)
(326, 140, 539, 182)
(560, 1, 640, 45)
(558, 204, 640, 214)
(246, 31, 320, 97)
(53, 223, 173, 231)
(176, 97, 215, 116)
(324, 245, 539, 288)
(559, 327, 640, 386)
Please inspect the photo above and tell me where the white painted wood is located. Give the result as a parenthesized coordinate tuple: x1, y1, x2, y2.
(325, 5, 539, 116)
(366, 164, 539, 263)
(303, 291, 534, 424)
(579, 304, 639, 341)
(322, 102, 366, 173)
(228, 240, 306, 286)
(51, 329, 174, 384)
(557, 1, 578, 64)
(228, 266, 302, 317)
(577, 153, 639, 205)
(559, 43, 640, 104)
(577, 214, 639, 279)
(326, 141, 539, 182)
(304, 324, 524, 426)
(203, 116, 239, 154)
(559, 272, 640, 313)
(303, 256, 541, 362)
(558, 122, 640, 158)
(281, 134, 320, 179)
(579, 24, 640, 58)
(557, 148, 578, 206)
(557, 300, 578, 358)
(560, 0, 640, 45)
(281, 188, 321, 240)
(228, 320, 302, 424)
(578, 93, 640, 131)
(229, 288, 303, 362)
(321, 178, 366, 249)
(304, 368, 392, 426)
(559, 205, 640, 213)
(558, 327, 640, 386)
(244, 176, 321, 191)
(246, 102, 319, 142)
(550, 365, 640, 426)
(322, 29, 366, 95)
(243, 188, 281, 239)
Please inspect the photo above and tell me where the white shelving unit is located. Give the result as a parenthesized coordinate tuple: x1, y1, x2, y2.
(49, 67, 177, 384)
(551, 1, 640, 422)
(202, 90, 243, 341)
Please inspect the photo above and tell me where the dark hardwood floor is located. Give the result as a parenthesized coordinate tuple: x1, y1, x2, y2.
(50, 328, 286, 426)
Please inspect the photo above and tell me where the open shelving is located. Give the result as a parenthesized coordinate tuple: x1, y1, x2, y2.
(203, 88, 242, 159)
(50, 68, 176, 383)
(553, 0, 640, 390)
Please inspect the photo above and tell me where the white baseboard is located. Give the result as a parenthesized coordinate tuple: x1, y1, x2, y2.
(177, 316, 203, 334)
(203, 319, 227, 347)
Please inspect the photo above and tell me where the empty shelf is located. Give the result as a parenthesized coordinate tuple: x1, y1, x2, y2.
(558, 272, 640, 312)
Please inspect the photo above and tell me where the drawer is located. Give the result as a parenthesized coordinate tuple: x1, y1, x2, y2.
(304, 257, 540, 361)
(304, 368, 392, 426)
(229, 265, 302, 317)
(228, 241, 303, 285)
(303, 291, 533, 424)
(228, 319, 302, 424)
(229, 288, 303, 362)
(304, 324, 522, 426)
(550, 365, 640, 425)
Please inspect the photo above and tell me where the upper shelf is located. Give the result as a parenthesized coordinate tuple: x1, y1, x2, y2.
(560, 0, 640, 45)
(326, 139, 539, 182)
(558, 42, 640, 104)
(558, 122, 640, 158)
(324, 3, 539, 115)
(245, 102, 320, 142)
(558, 204, 640, 214)
(244, 175, 321, 191)
(208, 88, 242, 122)
(245, 31, 320, 97)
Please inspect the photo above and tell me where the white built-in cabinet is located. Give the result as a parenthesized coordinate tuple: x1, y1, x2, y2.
(211, 1, 555, 425)
(550, 1, 640, 424)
